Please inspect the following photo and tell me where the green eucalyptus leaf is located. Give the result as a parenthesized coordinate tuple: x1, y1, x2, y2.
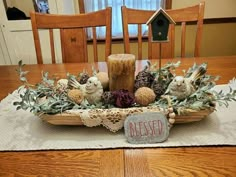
(13, 101, 21, 106)
(18, 60, 23, 66)
(20, 71, 29, 76)
(20, 77, 27, 82)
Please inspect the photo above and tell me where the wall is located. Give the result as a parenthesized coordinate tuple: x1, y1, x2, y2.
(172, 0, 236, 18)
(56, 0, 75, 14)
(172, 0, 236, 57)
(201, 23, 236, 57)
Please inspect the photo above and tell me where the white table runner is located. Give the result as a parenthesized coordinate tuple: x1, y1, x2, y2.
(0, 85, 236, 151)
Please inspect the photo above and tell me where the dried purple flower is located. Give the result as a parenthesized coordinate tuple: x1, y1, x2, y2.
(112, 89, 135, 108)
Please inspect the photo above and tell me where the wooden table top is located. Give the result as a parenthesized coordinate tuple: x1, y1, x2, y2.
(0, 56, 236, 177)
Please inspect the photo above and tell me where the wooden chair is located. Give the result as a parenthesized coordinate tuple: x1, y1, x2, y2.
(122, 2, 205, 59)
(30, 7, 112, 64)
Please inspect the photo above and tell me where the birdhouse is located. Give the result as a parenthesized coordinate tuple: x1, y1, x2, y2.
(146, 8, 175, 42)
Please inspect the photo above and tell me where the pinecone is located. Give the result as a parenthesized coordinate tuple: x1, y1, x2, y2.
(79, 73, 90, 84)
(151, 80, 166, 98)
(134, 70, 155, 91)
(102, 91, 115, 105)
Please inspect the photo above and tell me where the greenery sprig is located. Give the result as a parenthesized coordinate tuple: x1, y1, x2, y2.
(152, 63, 236, 115)
(13, 60, 236, 116)
(14, 61, 76, 114)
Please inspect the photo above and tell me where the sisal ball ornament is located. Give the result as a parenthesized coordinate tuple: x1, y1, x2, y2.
(134, 87, 156, 106)
(96, 72, 109, 90)
(68, 89, 84, 104)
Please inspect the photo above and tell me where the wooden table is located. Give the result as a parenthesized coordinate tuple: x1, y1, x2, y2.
(0, 56, 236, 177)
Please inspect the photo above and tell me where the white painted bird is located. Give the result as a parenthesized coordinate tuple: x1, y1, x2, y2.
(85, 77, 103, 105)
(166, 64, 207, 100)
(68, 76, 103, 105)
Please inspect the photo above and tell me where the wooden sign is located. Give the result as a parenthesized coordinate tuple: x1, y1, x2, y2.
(124, 112, 169, 144)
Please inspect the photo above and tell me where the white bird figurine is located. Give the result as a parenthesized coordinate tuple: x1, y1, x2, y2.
(68, 76, 103, 105)
(166, 63, 207, 100)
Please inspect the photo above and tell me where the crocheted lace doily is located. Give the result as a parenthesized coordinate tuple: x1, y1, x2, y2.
(40, 106, 167, 132)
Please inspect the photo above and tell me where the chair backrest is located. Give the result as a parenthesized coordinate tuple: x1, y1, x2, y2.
(122, 2, 205, 59)
(30, 7, 112, 64)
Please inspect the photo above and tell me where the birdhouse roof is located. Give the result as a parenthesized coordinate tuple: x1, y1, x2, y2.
(146, 8, 176, 25)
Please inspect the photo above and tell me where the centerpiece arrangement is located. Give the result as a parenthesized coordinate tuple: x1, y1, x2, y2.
(14, 56, 236, 132)
(13, 9, 236, 134)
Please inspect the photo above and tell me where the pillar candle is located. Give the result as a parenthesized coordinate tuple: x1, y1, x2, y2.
(107, 54, 135, 92)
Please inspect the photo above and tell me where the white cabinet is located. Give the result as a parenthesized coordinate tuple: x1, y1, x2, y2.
(0, 25, 10, 65)
(0, 0, 76, 65)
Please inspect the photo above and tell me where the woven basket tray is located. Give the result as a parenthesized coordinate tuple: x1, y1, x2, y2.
(40, 106, 215, 126)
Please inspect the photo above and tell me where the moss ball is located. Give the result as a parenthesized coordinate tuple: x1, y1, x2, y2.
(68, 89, 84, 104)
(135, 87, 156, 106)
(96, 72, 109, 90)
